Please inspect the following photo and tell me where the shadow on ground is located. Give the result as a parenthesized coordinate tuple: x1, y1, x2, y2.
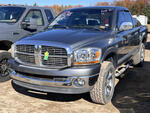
(112, 61, 150, 113)
(12, 81, 92, 102)
(11, 61, 150, 113)
(145, 42, 150, 49)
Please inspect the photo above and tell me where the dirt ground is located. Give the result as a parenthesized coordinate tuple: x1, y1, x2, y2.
(0, 35, 150, 113)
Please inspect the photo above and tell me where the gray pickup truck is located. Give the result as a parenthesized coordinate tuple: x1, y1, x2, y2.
(0, 5, 55, 82)
(10, 6, 147, 105)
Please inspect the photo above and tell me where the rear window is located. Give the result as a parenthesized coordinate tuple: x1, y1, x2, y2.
(44, 9, 53, 23)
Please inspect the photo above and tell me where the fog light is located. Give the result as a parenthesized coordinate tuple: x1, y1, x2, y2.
(73, 78, 85, 87)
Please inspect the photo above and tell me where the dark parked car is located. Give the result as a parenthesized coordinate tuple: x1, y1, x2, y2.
(0, 5, 55, 82)
(10, 6, 147, 104)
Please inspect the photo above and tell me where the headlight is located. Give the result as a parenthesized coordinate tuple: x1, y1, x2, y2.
(11, 44, 15, 58)
(74, 48, 101, 65)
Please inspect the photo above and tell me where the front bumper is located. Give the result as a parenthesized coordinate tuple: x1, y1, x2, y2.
(10, 59, 100, 94)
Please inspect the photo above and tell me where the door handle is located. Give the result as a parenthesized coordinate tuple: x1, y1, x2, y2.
(13, 32, 20, 35)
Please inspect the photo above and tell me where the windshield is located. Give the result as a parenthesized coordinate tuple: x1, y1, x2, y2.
(49, 9, 113, 30)
(0, 7, 25, 23)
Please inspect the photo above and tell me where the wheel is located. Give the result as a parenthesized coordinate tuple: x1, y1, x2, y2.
(0, 51, 11, 82)
(133, 43, 145, 67)
(90, 61, 115, 104)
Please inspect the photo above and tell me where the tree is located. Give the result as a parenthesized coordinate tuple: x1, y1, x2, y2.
(114, 0, 149, 15)
(43, 0, 150, 16)
(25, 3, 28, 6)
(143, 4, 150, 23)
(134, 0, 149, 15)
(33, 2, 37, 6)
(95, 2, 110, 6)
(44, 4, 83, 15)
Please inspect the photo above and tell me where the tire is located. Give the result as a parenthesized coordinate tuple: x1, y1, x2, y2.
(0, 51, 11, 82)
(132, 43, 145, 67)
(90, 61, 115, 105)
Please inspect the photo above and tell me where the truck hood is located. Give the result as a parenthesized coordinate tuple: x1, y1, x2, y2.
(20, 29, 111, 49)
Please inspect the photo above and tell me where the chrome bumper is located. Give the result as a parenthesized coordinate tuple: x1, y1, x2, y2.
(9, 59, 100, 94)
(10, 70, 98, 89)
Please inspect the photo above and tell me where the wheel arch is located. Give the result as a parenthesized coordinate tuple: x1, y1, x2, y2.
(101, 47, 118, 67)
(140, 30, 147, 44)
(0, 40, 13, 51)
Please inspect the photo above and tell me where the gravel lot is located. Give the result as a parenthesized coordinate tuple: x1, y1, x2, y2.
(0, 35, 149, 113)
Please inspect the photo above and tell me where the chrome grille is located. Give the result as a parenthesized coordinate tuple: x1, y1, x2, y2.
(15, 45, 68, 68)
(16, 45, 34, 53)
(41, 46, 67, 56)
(41, 46, 68, 66)
(16, 53, 35, 64)
(16, 45, 35, 64)
(42, 57, 67, 66)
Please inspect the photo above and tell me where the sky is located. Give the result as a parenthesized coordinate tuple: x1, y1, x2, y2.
(0, 0, 114, 6)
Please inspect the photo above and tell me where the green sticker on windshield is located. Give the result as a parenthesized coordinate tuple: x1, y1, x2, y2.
(44, 51, 49, 60)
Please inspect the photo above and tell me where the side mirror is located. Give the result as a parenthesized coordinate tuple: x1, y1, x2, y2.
(119, 22, 133, 31)
(27, 18, 38, 30)
(22, 18, 38, 31)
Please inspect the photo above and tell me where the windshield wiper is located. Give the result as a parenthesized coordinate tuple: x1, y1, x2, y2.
(71, 25, 104, 31)
(52, 24, 69, 29)
(90, 26, 105, 31)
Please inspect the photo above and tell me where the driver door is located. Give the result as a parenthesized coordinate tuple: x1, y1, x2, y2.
(13, 9, 45, 41)
(117, 10, 134, 65)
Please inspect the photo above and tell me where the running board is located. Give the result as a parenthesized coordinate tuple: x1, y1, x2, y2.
(115, 61, 132, 77)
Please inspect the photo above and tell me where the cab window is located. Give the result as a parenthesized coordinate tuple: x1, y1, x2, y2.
(118, 11, 126, 28)
(124, 11, 133, 23)
(23, 10, 44, 26)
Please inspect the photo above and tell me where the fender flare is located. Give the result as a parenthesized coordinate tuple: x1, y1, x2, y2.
(101, 47, 118, 65)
